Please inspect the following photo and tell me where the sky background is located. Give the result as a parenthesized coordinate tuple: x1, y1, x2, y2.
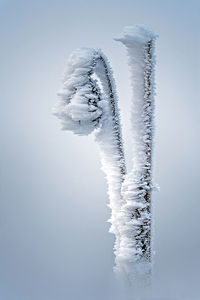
(0, 0, 200, 299)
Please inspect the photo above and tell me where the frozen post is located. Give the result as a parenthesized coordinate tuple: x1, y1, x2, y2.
(53, 25, 157, 286)
(115, 26, 157, 282)
(52, 48, 126, 255)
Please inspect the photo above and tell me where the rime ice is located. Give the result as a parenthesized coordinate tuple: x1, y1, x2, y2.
(53, 47, 126, 258)
(115, 25, 157, 282)
(53, 25, 157, 285)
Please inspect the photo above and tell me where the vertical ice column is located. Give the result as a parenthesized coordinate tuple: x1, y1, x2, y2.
(115, 25, 157, 282)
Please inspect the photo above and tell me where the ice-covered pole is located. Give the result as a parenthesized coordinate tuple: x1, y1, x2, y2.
(114, 26, 157, 282)
(53, 27, 157, 284)
(53, 48, 126, 254)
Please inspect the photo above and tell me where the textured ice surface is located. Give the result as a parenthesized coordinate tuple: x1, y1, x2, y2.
(115, 25, 157, 281)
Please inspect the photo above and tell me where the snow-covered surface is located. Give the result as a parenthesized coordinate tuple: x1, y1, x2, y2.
(115, 25, 157, 45)
(115, 25, 157, 281)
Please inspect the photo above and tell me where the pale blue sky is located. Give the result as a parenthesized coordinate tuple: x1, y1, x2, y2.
(0, 1, 199, 299)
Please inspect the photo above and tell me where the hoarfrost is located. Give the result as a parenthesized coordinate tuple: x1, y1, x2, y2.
(53, 25, 157, 285)
(53, 47, 126, 256)
(115, 25, 157, 281)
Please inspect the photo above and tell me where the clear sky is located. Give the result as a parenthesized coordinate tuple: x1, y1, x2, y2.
(0, 0, 199, 299)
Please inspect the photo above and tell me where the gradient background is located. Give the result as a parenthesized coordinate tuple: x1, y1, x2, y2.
(0, 0, 199, 299)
